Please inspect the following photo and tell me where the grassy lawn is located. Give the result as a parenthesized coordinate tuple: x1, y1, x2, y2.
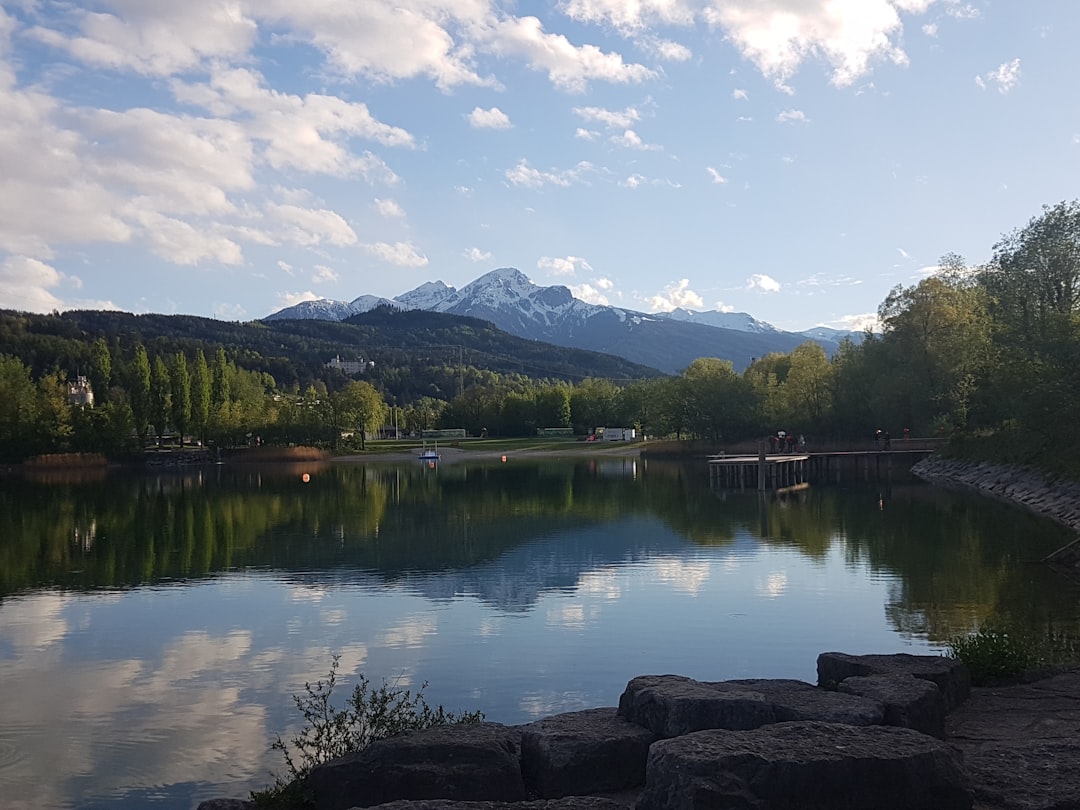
(361, 436, 633, 455)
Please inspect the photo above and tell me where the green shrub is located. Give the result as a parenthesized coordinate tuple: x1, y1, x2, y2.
(253, 656, 484, 808)
(947, 626, 1037, 685)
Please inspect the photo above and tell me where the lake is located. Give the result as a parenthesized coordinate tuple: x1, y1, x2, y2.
(2, 454, 1078, 809)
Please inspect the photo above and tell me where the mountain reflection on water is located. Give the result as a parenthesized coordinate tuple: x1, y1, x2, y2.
(1, 457, 1078, 810)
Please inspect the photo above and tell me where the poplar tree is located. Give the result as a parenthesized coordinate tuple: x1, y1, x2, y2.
(171, 352, 191, 446)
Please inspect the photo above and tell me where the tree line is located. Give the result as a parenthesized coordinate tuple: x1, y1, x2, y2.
(1, 201, 1078, 471)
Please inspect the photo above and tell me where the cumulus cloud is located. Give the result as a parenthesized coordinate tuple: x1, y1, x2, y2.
(467, 106, 512, 129)
(374, 198, 405, 217)
(976, 58, 1021, 94)
(610, 129, 661, 150)
(538, 255, 592, 276)
(465, 247, 492, 262)
(637, 36, 692, 61)
(362, 241, 429, 267)
(276, 290, 320, 307)
(706, 167, 728, 184)
(572, 105, 641, 129)
(268, 203, 358, 247)
(646, 278, 703, 312)
(505, 159, 596, 189)
(569, 282, 610, 305)
(0, 256, 67, 312)
(747, 273, 782, 293)
(777, 109, 809, 124)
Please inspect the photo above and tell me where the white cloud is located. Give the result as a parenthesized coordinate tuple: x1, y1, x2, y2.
(946, 3, 980, 20)
(505, 159, 595, 189)
(561, 0, 695, 30)
(362, 241, 429, 267)
(312, 265, 338, 283)
(830, 312, 881, 332)
(538, 255, 592, 276)
(130, 210, 244, 265)
(568, 282, 609, 305)
(480, 15, 655, 93)
(268, 203, 358, 247)
(922, 22, 939, 37)
(277, 290, 320, 307)
(897, 247, 911, 259)
(976, 58, 1021, 94)
(467, 106, 512, 129)
(747, 273, 782, 293)
(706, 167, 728, 184)
(646, 278, 703, 312)
(575, 127, 600, 141)
(374, 198, 405, 217)
(732, 88, 749, 100)
(572, 105, 641, 129)
(465, 247, 492, 262)
(637, 36, 692, 61)
(704, 0, 915, 88)
(0, 256, 66, 313)
(610, 129, 661, 150)
(277, 260, 294, 275)
(777, 109, 809, 124)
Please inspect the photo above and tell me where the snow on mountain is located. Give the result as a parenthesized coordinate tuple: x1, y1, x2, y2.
(658, 307, 782, 333)
(395, 280, 456, 309)
(263, 267, 854, 373)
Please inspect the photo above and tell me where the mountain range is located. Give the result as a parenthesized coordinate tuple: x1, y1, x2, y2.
(266, 268, 861, 374)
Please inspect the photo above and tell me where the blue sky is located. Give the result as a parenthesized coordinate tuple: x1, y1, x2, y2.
(0, 0, 1076, 332)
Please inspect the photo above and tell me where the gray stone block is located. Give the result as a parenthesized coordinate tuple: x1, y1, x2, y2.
(816, 652, 970, 710)
(839, 673, 946, 738)
(636, 720, 972, 810)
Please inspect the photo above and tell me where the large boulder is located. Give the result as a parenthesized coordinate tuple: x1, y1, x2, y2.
(636, 720, 972, 810)
(817, 652, 970, 710)
(838, 673, 947, 738)
(307, 723, 526, 810)
(519, 707, 656, 798)
(617, 675, 883, 738)
(363, 800, 627, 809)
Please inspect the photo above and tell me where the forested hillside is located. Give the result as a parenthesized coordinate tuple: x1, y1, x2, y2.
(1, 201, 1079, 475)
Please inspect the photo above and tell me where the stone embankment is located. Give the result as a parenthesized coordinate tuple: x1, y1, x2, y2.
(911, 457, 1080, 563)
(201, 652, 992, 810)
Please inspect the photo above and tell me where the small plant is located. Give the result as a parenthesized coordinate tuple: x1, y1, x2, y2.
(947, 626, 1037, 685)
(252, 656, 484, 808)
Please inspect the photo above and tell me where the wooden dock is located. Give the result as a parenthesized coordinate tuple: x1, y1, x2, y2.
(708, 449, 934, 490)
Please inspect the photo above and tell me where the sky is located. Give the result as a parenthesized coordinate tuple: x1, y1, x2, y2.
(0, 1, 1077, 333)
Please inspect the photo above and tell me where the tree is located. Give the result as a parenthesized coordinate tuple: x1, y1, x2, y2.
(781, 342, 835, 432)
(681, 358, 751, 442)
(130, 343, 152, 443)
(190, 348, 211, 445)
(170, 352, 192, 446)
(150, 355, 172, 443)
(570, 378, 620, 434)
(0, 355, 39, 461)
(331, 381, 387, 449)
(88, 337, 112, 404)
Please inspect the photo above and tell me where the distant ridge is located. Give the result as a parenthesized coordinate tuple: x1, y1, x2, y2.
(266, 268, 861, 373)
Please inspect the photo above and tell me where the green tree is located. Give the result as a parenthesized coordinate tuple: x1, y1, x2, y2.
(130, 343, 152, 443)
(331, 380, 387, 449)
(88, 337, 112, 404)
(190, 348, 211, 445)
(0, 355, 39, 461)
(150, 355, 172, 443)
(170, 352, 192, 446)
(681, 357, 751, 442)
(570, 378, 620, 434)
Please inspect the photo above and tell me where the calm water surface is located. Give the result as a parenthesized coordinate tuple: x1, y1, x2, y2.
(1, 456, 1078, 809)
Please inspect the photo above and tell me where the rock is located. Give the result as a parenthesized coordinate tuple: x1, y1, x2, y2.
(945, 669, 1080, 810)
(307, 723, 526, 810)
(636, 720, 972, 810)
(617, 675, 883, 738)
(362, 799, 628, 809)
(817, 651, 971, 710)
(838, 673, 947, 738)
(519, 707, 655, 798)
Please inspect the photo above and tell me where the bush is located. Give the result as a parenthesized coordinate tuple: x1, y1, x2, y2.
(253, 656, 484, 808)
(947, 626, 1037, 685)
